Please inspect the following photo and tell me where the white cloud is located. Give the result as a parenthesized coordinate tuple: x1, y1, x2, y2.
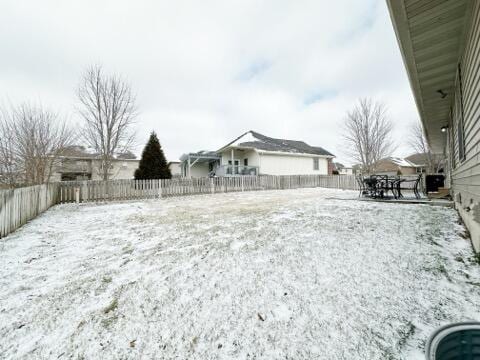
(0, 0, 419, 165)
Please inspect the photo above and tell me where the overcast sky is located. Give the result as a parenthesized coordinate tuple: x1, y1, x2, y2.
(0, 0, 419, 166)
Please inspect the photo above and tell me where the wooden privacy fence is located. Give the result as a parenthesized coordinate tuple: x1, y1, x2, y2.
(0, 183, 59, 238)
(1, 175, 357, 238)
(57, 175, 358, 203)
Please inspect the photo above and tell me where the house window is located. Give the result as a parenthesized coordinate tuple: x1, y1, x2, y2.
(244, 158, 248, 166)
(457, 63, 466, 162)
(313, 158, 319, 170)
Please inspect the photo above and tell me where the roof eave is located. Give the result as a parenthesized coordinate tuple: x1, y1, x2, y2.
(386, 0, 473, 153)
(386, 0, 432, 146)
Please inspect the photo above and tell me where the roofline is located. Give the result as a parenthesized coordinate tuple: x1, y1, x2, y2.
(57, 155, 139, 161)
(386, 0, 474, 152)
(216, 130, 252, 153)
(217, 130, 335, 157)
(386, 0, 431, 144)
(255, 149, 334, 159)
(179, 153, 221, 162)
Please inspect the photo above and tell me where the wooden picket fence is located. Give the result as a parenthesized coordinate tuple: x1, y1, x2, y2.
(0, 175, 357, 238)
(57, 175, 358, 203)
(0, 183, 59, 238)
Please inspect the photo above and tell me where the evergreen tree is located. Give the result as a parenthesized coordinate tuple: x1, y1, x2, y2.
(134, 132, 172, 180)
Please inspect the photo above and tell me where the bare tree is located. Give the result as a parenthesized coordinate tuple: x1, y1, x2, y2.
(342, 98, 396, 174)
(0, 119, 18, 186)
(77, 65, 137, 181)
(408, 121, 443, 173)
(0, 103, 74, 186)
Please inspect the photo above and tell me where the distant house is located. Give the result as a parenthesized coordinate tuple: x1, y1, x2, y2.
(167, 161, 182, 177)
(180, 130, 335, 178)
(51, 146, 139, 181)
(374, 157, 418, 176)
(333, 162, 353, 175)
(405, 153, 445, 174)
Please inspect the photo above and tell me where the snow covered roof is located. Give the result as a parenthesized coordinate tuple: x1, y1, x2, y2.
(382, 157, 418, 168)
(218, 131, 334, 157)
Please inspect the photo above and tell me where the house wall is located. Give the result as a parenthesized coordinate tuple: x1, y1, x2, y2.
(189, 162, 210, 178)
(169, 162, 182, 176)
(220, 149, 259, 166)
(375, 160, 416, 175)
(52, 158, 139, 181)
(257, 153, 329, 175)
(339, 168, 353, 175)
(449, 1, 480, 250)
(91, 160, 139, 180)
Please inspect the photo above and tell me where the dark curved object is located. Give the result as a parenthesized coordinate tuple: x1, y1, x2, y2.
(425, 322, 480, 360)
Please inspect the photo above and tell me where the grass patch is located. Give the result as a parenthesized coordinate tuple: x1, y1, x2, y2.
(471, 252, 480, 265)
(398, 321, 416, 348)
(103, 298, 118, 314)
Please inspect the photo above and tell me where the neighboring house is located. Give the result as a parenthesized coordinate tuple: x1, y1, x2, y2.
(180, 151, 221, 178)
(405, 153, 445, 174)
(180, 131, 334, 177)
(333, 162, 353, 175)
(167, 161, 182, 177)
(374, 157, 418, 176)
(388, 0, 480, 249)
(352, 164, 362, 175)
(51, 146, 139, 181)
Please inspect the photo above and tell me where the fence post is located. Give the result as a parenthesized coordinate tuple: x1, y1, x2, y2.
(75, 187, 80, 204)
(210, 178, 215, 194)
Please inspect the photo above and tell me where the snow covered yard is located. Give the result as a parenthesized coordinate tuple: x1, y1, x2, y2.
(1, 188, 480, 359)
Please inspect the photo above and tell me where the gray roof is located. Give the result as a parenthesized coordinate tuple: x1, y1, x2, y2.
(221, 131, 334, 157)
(58, 145, 137, 160)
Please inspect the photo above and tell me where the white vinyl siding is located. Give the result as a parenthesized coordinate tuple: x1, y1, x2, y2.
(258, 154, 328, 175)
(220, 149, 259, 167)
(451, 0, 480, 190)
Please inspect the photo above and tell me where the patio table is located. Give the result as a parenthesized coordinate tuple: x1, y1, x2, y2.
(362, 175, 398, 198)
(360, 174, 423, 199)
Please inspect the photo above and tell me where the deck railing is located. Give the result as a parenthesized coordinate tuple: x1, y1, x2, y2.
(214, 165, 259, 176)
(1, 174, 357, 239)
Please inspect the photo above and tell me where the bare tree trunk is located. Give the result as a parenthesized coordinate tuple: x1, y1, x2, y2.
(77, 65, 137, 181)
(341, 98, 396, 174)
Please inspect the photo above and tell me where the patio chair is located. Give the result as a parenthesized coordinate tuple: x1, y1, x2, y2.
(366, 174, 391, 198)
(425, 322, 480, 359)
(362, 176, 382, 198)
(396, 174, 423, 199)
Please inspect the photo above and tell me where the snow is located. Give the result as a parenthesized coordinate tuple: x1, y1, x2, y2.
(1, 188, 480, 359)
(389, 157, 417, 168)
(231, 131, 259, 146)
